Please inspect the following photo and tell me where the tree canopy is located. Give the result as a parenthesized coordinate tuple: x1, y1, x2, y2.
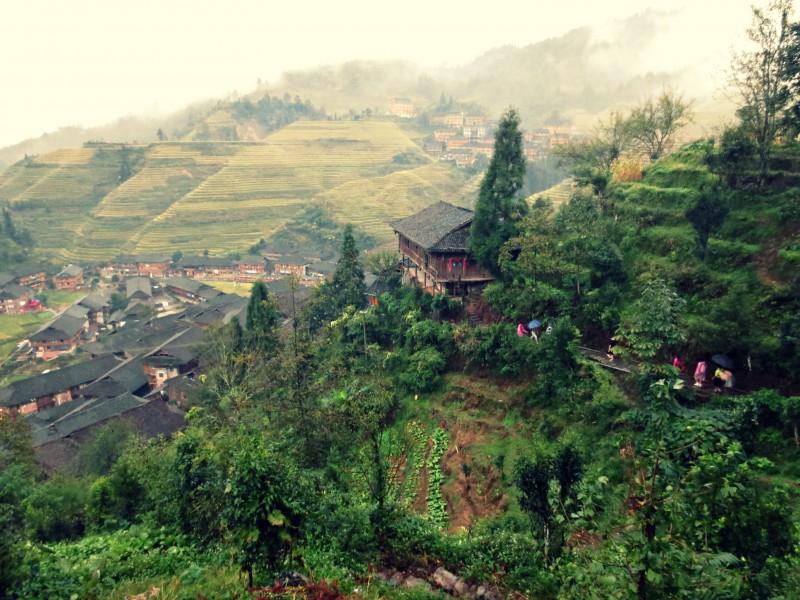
(469, 107, 528, 276)
(728, 0, 794, 187)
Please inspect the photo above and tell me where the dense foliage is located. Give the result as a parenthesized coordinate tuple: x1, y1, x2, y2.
(3, 6, 800, 598)
(469, 107, 528, 276)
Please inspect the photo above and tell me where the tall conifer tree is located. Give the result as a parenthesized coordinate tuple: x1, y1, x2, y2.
(331, 223, 366, 310)
(246, 280, 280, 354)
(469, 107, 528, 276)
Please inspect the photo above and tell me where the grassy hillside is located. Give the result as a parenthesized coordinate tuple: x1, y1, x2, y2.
(0, 121, 476, 261)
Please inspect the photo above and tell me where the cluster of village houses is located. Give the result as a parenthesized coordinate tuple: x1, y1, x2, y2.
(0, 293, 241, 470)
(0, 246, 358, 360)
(0, 247, 344, 317)
(0, 201, 490, 471)
(388, 98, 574, 168)
(0, 245, 357, 469)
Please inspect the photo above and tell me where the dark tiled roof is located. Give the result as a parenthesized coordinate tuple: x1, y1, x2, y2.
(273, 254, 310, 266)
(118, 254, 170, 264)
(106, 357, 149, 395)
(29, 393, 146, 446)
(126, 277, 152, 298)
(177, 256, 235, 269)
(431, 227, 471, 252)
(365, 274, 392, 297)
(145, 327, 203, 365)
(78, 294, 109, 311)
(0, 272, 14, 286)
(176, 294, 248, 326)
(79, 378, 129, 399)
(83, 319, 190, 356)
(165, 277, 212, 294)
(55, 264, 83, 278)
(236, 257, 265, 266)
(29, 314, 86, 342)
(13, 265, 46, 278)
(198, 287, 222, 300)
(307, 261, 338, 275)
(64, 304, 90, 319)
(0, 283, 30, 300)
(0, 354, 121, 407)
(390, 201, 474, 251)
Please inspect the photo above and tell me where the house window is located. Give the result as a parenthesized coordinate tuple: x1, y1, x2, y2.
(448, 258, 463, 271)
(158, 372, 165, 378)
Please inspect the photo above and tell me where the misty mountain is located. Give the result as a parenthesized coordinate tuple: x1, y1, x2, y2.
(0, 11, 708, 170)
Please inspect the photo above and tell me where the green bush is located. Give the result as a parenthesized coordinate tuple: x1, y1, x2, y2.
(460, 517, 555, 593)
(396, 347, 446, 393)
(13, 526, 205, 599)
(24, 476, 90, 542)
(706, 238, 760, 267)
(458, 323, 538, 376)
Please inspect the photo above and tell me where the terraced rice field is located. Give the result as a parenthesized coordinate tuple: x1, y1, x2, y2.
(0, 148, 122, 259)
(133, 121, 465, 254)
(0, 121, 478, 259)
(319, 162, 472, 243)
(531, 178, 575, 210)
(36, 148, 96, 165)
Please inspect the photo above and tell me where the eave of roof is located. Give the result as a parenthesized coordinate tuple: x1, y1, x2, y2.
(390, 201, 474, 251)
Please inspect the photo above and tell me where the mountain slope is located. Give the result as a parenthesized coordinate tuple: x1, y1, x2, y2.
(0, 121, 473, 261)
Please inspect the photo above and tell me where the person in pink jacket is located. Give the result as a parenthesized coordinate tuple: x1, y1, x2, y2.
(693, 360, 707, 387)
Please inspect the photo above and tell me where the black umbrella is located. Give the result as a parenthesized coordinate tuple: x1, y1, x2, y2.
(711, 354, 734, 370)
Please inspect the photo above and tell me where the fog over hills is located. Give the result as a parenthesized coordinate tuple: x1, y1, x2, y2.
(0, 9, 738, 171)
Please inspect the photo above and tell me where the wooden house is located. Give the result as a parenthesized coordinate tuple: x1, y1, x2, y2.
(12, 266, 47, 289)
(389, 97, 415, 118)
(272, 255, 310, 277)
(175, 256, 236, 279)
(78, 294, 111, 325)
(429, 114, 465, 128)
(306, 260, 338, 280)
(111, 256, 139, 277)
(0, 283, 31, 315)
(0, 354, 120, 415)
(165, 277, 222, 304)
(390, 201, 494, 298)
(235, 258, 267, 281)
(113, 255, 170, 278)
(142, 327, 203, 390)
(135, 255, 170, 278)
(464, 115, 487, 126)
(125, 276, 153, 301)
(53, 264, 84, 290)
(29, 313, 89, 360)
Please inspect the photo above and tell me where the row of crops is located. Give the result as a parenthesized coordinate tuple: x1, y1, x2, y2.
(395, 421, 451, 529)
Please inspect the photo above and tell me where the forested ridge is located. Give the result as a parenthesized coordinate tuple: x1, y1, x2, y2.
(3, 3, 800, 599)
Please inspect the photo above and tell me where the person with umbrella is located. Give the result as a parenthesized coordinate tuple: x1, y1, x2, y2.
(711, 355, 735, 393)
(527, 319, 542, 342)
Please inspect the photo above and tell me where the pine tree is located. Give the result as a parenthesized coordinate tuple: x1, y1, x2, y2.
(331, 224, 366, 311)
(469, 107, 528, 276)
(246, 280, 280, 355)
(2, 209, 17, 240)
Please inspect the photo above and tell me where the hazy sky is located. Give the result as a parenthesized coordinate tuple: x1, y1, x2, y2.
(0, 0, 759, 148)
